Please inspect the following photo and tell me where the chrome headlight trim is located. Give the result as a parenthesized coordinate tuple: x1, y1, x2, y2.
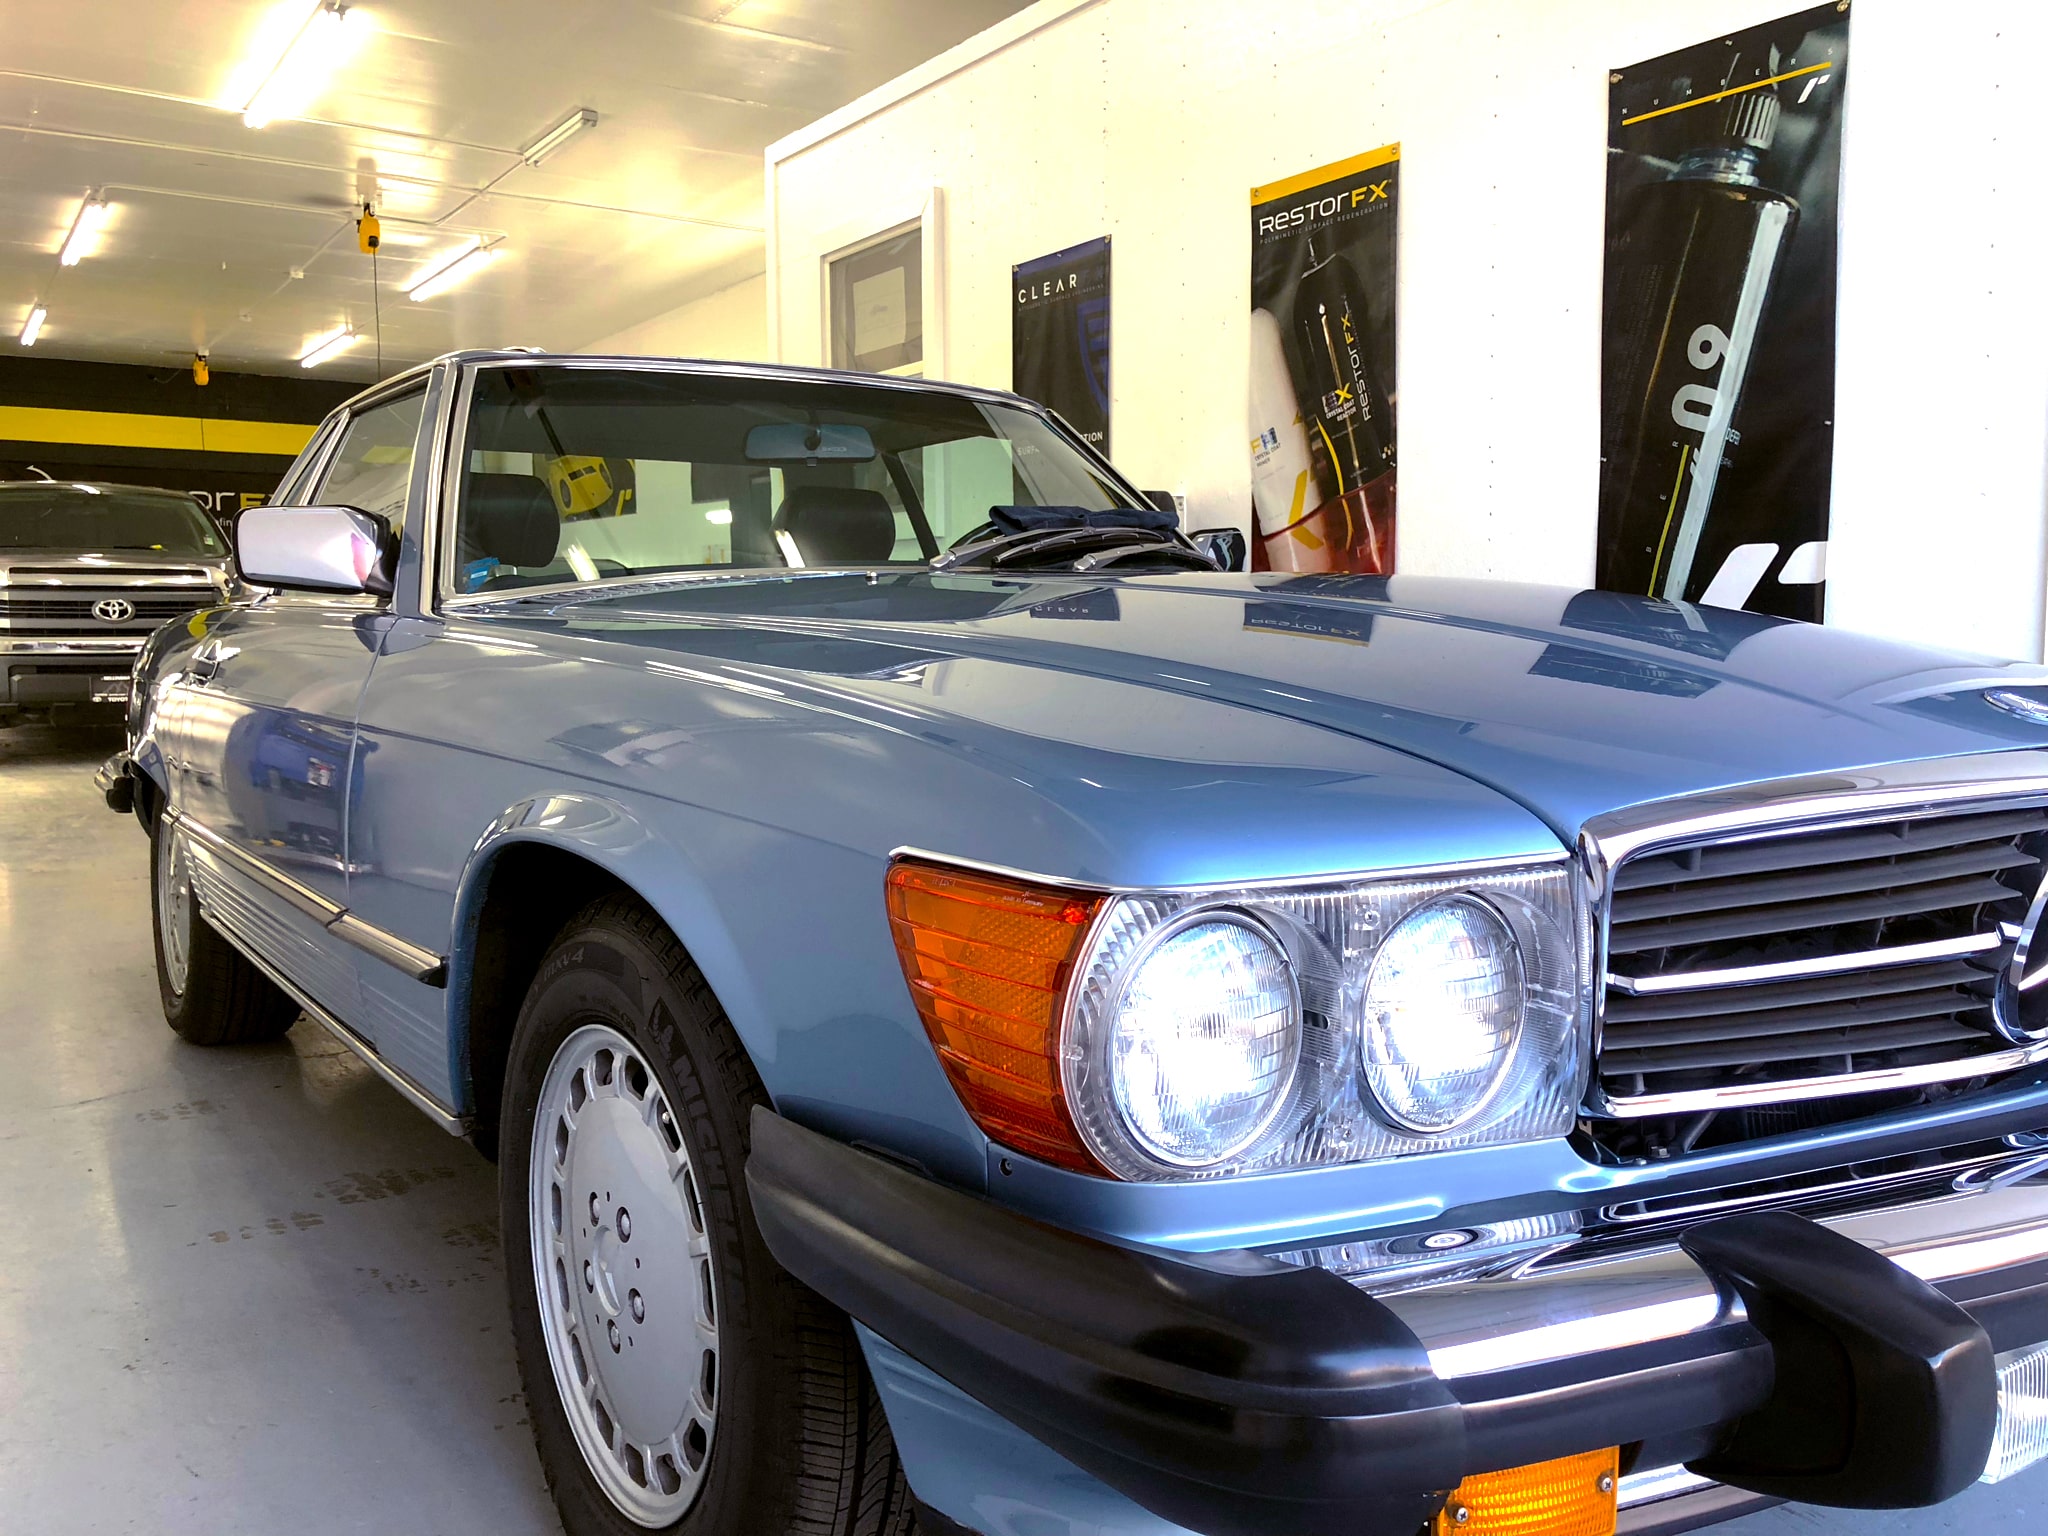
(1058, 860, 1590, 1182)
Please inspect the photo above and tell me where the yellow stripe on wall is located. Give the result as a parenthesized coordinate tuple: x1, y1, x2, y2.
(0, 405, 318, 458)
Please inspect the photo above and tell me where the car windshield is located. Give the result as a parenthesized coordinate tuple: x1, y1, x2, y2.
(0, 485, 225, 554)
(448, 366, 1137, 594)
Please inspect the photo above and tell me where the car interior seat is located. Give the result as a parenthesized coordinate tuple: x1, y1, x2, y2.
(771, 485, 896, 566)
(462, 473, 563, 570)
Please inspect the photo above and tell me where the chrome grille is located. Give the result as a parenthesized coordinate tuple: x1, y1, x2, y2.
(1595, 805, 2048, 1115)
(0, 572, 215, 635)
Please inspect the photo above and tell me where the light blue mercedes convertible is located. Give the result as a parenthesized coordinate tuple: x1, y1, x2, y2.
(100, 352, 2048, 1536)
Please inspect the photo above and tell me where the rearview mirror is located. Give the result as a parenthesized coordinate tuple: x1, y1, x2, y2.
(235, 505, 396, 596)
(745, 422, 877, 462)
(1190, 527, 1248, 572)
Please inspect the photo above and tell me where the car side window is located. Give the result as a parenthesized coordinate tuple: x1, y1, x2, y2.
(312, 390, 426, 531)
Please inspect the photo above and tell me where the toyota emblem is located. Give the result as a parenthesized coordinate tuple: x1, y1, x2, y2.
(91, 597, 136, 622)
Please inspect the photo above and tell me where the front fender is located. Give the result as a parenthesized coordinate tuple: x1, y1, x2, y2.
(447, 790, 769, 1108)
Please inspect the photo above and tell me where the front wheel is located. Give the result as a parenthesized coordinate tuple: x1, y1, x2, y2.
(151, 819, 299, 1046)
(499, 896, 915, 1536)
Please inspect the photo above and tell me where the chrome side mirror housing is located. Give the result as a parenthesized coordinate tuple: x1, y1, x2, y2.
(235, 505, 396, 596)
(1190, 527, 1248, 572)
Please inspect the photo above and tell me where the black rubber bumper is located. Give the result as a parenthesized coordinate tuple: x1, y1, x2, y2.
(95, 751, 136, 814)
(747, 1110, 2034, 1536)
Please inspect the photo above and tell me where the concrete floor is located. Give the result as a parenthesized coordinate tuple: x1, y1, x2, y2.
(0, 722, 2041, 1534)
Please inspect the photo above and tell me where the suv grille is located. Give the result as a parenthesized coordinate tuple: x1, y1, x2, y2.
(1596, 805, 2048, 1113)
(0, 587, 210, 634)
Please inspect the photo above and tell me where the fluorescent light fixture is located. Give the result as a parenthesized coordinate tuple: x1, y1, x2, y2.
(407, 239, 501, 302)
(704, 505, 733, 526)
(299, 325, 358, 368)
(19, 305, 47, 347)
(243, 1, 353, 128)
(58, 194, 110, 266)
(563, 544, 599, 583)
(520, 108, 598, 167)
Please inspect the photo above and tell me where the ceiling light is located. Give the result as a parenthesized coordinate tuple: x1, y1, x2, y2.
(299, 325, 358, 368)
(242, 1, 354, 128)
(19, 305, 47, 347)
(520, 108, 598, 167)
(58, 194, 110, 266)
(406, 239, 501, 302)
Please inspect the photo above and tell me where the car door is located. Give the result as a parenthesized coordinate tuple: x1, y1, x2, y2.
(170, 385, 427, 1029)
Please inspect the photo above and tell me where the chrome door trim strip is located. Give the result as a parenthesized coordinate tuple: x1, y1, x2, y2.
(1607, 931, 2006, 995)
(225, 927, 466, 1136)
(165, 807, 447, 986)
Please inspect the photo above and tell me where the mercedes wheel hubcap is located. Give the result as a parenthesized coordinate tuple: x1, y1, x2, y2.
(530, 1024, 718, 1525)
(158, 825, 192, 996)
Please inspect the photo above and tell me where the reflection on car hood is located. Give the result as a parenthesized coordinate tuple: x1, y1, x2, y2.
(482, 571, 2048, 837)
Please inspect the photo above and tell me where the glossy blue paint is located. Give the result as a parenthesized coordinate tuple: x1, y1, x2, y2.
(859, 1323, 1193, 1536)
(126, 354, 2048, 1536)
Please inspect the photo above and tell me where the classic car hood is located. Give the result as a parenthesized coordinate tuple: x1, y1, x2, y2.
(487, 571, 2048, 839)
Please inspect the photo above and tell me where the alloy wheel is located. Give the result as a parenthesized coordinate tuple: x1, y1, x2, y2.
(529, 1023, 719, 1526)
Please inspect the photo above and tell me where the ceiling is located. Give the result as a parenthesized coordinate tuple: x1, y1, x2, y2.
(0, 0, 1026, 381)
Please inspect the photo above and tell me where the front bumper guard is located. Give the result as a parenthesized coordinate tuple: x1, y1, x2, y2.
(747, 1109, 2048, 1536)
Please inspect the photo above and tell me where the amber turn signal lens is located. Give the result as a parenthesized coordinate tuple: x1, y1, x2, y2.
(1432, 1448, 1620, 1536)
(885, 859, 1106, 1174)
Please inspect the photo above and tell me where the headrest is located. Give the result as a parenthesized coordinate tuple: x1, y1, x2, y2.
(772, 485, 896, 565)
(464, 473, 561, 568)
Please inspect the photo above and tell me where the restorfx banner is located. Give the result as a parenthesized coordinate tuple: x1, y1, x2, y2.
(1249, 144, 1398, 574)
(1598, 3, 1849, 621)
(1012, 236, 1110, 453)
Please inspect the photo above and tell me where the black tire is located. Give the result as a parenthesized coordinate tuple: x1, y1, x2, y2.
(151, 822, 299, 1046)
(500, 894, 916, 1536)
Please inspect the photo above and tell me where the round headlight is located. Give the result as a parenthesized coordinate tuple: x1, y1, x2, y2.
(1106, 915, 1301, 1167)
(1360, 895, 1525, 1132)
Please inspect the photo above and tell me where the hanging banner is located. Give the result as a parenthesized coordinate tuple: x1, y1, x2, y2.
(1598, 2, 1849, 620)
(1248, 144, 1398, 574)
(1012, 236, 1111, 453)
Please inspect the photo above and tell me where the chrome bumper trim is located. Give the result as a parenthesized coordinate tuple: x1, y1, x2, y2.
(1617, 1465, 1714, 1509)
(1382, 1176, 2048, 1380)
(0, 637, 147, 655)
(166, 807, 447, 986)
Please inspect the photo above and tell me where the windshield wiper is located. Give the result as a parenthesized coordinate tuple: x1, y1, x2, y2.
(930, 523, 1219, 574)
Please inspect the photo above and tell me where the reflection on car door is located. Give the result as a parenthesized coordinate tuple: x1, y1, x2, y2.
(168, 387, 425, 1036)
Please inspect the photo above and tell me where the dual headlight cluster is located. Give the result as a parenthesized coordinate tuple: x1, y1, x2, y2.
(1059, 863, 1588, 1180)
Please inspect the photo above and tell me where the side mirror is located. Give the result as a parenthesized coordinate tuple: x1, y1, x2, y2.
(1141, 489, 1181, 519)
(235, 505, 396, 596)
(1190, 526, 1248, 572)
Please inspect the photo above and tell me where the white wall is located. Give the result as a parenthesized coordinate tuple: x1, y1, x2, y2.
(582, 271, 769, 361)
(766, 0, 2048, 662)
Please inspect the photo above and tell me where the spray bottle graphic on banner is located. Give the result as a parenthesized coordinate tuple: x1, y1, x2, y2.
(1249, 144, 1398, 573)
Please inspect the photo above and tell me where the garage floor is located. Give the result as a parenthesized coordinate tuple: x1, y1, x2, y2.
(0, 724, 2041, 1534)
